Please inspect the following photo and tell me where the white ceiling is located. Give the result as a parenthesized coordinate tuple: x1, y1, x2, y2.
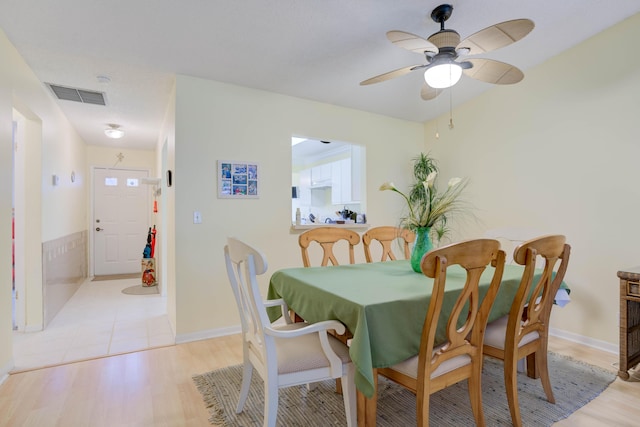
(1, 1, 639, 151)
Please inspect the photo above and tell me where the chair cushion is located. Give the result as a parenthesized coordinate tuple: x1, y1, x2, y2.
(387, 343, 472, 380)
(274, 332, 351, 374)
(247, 322, 307, 360)
(483, 315, 540, 350)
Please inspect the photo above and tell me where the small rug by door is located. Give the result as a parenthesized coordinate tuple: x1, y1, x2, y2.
(92, 273, 140, 281)
(192, 352, 614, 426)
(122, 284, 159, 295)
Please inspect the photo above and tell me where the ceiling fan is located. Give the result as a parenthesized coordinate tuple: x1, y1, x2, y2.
(360, 4, 534, 100)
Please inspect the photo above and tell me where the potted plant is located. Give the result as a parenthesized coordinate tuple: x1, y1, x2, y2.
(380, 153, 469, 272)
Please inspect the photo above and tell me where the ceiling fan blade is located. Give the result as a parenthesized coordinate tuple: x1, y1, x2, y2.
(420, 83, 441, 101)
(463, 58, 524, 85)
(457, 19, 534, 56)
(360, 65, 425, 85)
(387, 30, 438, 54)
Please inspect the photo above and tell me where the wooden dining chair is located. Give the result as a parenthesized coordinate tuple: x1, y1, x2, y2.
(224, 237, 357, 427)
(484, 227, 545, 265)
(482, 234, 570, 427)
(298, 227, 361, 267)
(362, 226, 415, 262)
(377, 239, 506, 427)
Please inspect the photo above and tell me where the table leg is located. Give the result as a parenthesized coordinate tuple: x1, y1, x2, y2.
(357, 369, 378, 426)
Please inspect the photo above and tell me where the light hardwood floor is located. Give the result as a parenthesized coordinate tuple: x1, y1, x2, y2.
(0, 335, 638, 427)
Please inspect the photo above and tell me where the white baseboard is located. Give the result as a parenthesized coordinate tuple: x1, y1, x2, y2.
(177, 325, 617, 356)
(24, 324, 43, 333)
(549, 327, 617, 354)
(0, 359, 14, 386)
(175, 325, 241, 344)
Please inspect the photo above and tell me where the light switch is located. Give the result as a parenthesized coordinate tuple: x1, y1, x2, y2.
(193, 211, 202, 224)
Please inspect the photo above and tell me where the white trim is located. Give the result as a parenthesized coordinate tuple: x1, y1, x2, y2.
(175, 325, 241, 344)
(0, 359, 14, 386)
(24, 324, 43, 333)
(549, 327, 617, 354)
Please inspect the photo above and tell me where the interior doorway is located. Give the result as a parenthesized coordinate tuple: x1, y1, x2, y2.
(11, 120, 17, 331)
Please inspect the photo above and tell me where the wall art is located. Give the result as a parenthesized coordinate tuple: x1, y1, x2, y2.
(217, 160, 259, 198)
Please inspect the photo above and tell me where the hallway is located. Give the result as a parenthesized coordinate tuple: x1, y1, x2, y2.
(11, 276, 173, 372)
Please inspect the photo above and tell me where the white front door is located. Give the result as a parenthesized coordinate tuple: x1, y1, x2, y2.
(93, 168, 150, 275)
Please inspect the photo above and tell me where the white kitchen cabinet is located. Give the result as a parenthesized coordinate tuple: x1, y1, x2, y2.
(311, 163, 332, 187)
(297, 168, 312, 205)
(331, 158, 352, 205)
(350, 145, 362, 202)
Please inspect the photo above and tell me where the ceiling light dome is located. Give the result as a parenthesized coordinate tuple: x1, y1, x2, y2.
(105, 124, 124, 139)
(424, 63, 462, 89)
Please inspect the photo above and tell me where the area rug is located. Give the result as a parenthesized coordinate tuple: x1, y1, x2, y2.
(92, 273, 140, 281)
(121, 284, 158, 295)
(192, 352, 614, 426)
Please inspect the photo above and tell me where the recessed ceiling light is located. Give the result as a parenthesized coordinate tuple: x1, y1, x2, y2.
(105, 124, 124, 139)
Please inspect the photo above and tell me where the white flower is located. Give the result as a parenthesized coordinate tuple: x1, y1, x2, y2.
(379, 182, 397, 191)
(448, 177, 462, 188)
(380, 153, 469, 232)
(426, 171, 437, 187)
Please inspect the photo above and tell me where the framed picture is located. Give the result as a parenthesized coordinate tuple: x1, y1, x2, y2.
(218, 160, 259, 198)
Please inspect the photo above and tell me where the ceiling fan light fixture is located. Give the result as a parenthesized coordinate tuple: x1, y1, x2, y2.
(105, 124, 124, 139)
(424, 63, 462, 88)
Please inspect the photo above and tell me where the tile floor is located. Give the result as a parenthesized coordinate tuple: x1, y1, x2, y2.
(11, 276, 174, 372)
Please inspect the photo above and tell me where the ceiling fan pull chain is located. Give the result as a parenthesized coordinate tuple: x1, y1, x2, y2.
(435, 88, 441, 138)
(448, 86, 454, 130)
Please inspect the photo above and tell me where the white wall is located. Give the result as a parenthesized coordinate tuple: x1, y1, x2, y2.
(155, 83, 176, 331)
(0, 29, 87, 378)
(172, 76, 424, 339)
(425, 13, 640, 348)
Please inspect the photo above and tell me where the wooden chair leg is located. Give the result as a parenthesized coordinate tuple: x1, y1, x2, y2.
(468, 365, 486, 427)
(526, 352, 539, 378)
(536, 349, 556, 403)
(505, 356, 523, 427)
(416, 380, 431, 427)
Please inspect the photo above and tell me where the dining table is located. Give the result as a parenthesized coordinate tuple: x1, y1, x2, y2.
(267, 259, 569, 426)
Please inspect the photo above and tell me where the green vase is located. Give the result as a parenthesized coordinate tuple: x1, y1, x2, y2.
(410, 227, 433, 273)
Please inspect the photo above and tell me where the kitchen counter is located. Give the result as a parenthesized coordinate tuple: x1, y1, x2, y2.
(291, 223, 369, 231)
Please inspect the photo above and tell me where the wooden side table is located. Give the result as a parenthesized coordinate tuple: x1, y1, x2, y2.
(617, 267, 640, 380)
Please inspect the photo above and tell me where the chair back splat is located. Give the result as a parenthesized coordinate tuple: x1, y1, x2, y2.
(298, 227, 360, 267)
(362, 226, 415, 262)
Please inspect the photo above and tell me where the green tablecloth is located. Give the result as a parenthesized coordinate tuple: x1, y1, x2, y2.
(267, 260, 564, 398)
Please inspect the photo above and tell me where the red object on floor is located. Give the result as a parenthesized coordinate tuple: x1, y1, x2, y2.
(150, 225, 157, 258)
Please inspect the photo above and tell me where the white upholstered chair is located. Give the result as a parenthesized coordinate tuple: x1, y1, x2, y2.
(224, 237, 357, 427)
(482, 235, 571, 427)
(377, 239, 506, 427)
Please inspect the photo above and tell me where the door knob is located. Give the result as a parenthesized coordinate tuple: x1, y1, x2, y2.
(96, 227, 103, 231)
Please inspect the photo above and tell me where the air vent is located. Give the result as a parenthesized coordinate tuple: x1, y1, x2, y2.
(46, 83, 106, 106)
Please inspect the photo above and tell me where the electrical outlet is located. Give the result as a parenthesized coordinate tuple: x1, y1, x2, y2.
(193, 211, 202, 224)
